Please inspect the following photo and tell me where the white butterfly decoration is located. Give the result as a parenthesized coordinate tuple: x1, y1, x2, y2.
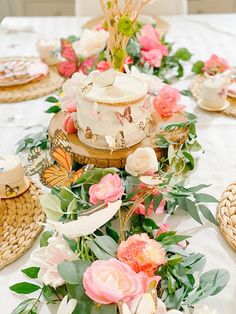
(105, 131, 126, 151)
(92, 68, 116, 88)
(139, 175, 163, 187)
(46, 200, 122, 238)
(78, 69, 116, 96)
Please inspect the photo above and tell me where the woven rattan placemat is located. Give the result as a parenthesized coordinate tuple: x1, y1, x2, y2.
(0, 57, 64, 103)
(0, 181, 45, 269)
(217, 183, 236, 252)
(190, 75, 236, 117)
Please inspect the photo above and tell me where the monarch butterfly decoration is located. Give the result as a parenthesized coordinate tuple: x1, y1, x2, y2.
(39, 129, 94, 188)
(5, 185, 19, 197)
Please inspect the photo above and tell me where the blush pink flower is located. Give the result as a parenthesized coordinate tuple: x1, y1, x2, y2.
(83, 258, 145, 304)
(89, 173, 124, 205)
(96, 61, 111, 72)
(153, 85, 185, 117)
(132, 184, 165, 216)
(204, 54, 230, 75)
(138, 24, 160, 51)
(63, 113, 77, 134)
(141, 49, 163, 68)
(117, 233, 167, 276)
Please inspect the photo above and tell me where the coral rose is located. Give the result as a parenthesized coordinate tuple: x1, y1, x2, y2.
(96, 61, 111, 72)
(83, 258, 145, 304)
(63, 113, 77, 134)
(125, 147, 159, 177)
(153, 85, 184, 118)
(31, 236, 77, 288)
(89, 173, 124, 205)
(117, 233, 167, 276)
(138, 24, 160, 51)
(204, 54, 230, 75)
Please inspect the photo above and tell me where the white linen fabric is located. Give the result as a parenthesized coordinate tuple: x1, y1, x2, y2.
(0, 15, 236, 313)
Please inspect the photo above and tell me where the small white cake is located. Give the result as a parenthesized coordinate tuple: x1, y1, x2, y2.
(0, 155, 29, 198)
(76, 72, 149, 150)
(198, 76, 229, 111)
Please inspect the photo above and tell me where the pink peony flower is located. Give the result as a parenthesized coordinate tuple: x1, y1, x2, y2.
(96, 60, 111, 72)
(63, 113, 77, 134)
(153, 85, 185, 118)
(83, 258, 145, 304)
(89, 173, 124, 205)
(141, 49, 163, 68)
(204, 54, 230, 75)
(78, 56, 96, 74)
(117, 233, 167, 276)
(138, 24, 160, 51)
(132, 184, 165, 216)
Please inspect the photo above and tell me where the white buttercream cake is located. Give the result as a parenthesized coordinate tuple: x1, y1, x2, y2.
(76, 72, 149, 150)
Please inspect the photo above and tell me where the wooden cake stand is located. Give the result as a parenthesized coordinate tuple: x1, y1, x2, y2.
(49, 111, 188, 168)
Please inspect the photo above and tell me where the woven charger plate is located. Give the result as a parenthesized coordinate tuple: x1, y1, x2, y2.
(0, 57, 64, 103)
(0, 181, 45, 270)
(83, 15, 170, 37)
(190, 75, 236, 117)
(217, 183, 236, 251)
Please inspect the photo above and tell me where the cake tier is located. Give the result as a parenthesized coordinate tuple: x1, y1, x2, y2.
(76, 73, 149, 150)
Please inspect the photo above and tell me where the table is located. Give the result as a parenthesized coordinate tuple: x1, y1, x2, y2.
(0, 15, 236, 314)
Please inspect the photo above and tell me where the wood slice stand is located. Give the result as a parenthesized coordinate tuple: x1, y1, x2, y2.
(49, 111, 188, 168)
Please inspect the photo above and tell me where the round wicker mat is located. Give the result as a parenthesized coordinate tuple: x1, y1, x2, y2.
(0, 181, 45, 270)
(217, 183, 236, 251)
(0, 57, 64, 103)
(190, 75, 236, 117)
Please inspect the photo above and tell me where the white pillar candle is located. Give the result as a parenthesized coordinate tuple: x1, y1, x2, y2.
(38, 38, 61, 66)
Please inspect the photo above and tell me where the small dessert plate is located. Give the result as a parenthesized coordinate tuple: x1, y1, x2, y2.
(197, 100, 230, 112)
(0, 58, 48, 87)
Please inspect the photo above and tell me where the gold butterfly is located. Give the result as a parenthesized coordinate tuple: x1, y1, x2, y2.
(5, 185, 19, 197)
(105, 131, 126, 151)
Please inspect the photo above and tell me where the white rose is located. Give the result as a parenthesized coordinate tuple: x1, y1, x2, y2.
(72, 29, 107, 58)
(31, 236, 77, 288)
(57, 296, 77, 314)
(125, 147, 159, 176)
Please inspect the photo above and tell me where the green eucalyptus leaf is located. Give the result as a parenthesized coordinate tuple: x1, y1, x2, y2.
(63, 235, 78, 252)
(199, 204, 218, 225)
(182, 151, 194, 170)
(180, 90, 192, 97)
(86, 241, 112, 260)
(40, 230, 53, 247)
(67, 198, 78, 215)
(58, 260, 91, 285)
(194, 193, 218, 203)
(178, 198, 203, 225)
(153, 194, 164, 211)
(10, 282, 41, 294)
(198, 269, 230, 296)
(21, 267, 40, 279)
(106, 226, 119, 243)
(144, 195, 153, 212)
(67, 283, 93, 314)
(187, 184, 210, 193)
(94, 235, 118, 257)
(11, 298, 40, 314)
(42, 285, 57, 304)
(40, 194, 63, 221)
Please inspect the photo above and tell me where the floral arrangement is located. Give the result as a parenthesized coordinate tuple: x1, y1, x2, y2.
(57, 21, 192, 83)
(10, 145, 229, 314)
(192, 54, 230, 76)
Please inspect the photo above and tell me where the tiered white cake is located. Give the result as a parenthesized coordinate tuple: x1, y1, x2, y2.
(76, 72, 149, 150)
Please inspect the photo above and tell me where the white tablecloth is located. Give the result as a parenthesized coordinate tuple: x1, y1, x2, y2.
(0, 15, 236, 314)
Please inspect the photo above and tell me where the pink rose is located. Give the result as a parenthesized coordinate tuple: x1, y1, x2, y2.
(153, 85, 185, 117)
(83, 258, 145, 304)
(117, 233, 167, 276)
(132, 184, 165, 216)
(138, 24, 160, 51)
(89, 173, 124, 204)
(141, 49, 163, 68)
(96, 61, 111, 72)
(204, 54, 230, 75)
(63, 113, 77, 134)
